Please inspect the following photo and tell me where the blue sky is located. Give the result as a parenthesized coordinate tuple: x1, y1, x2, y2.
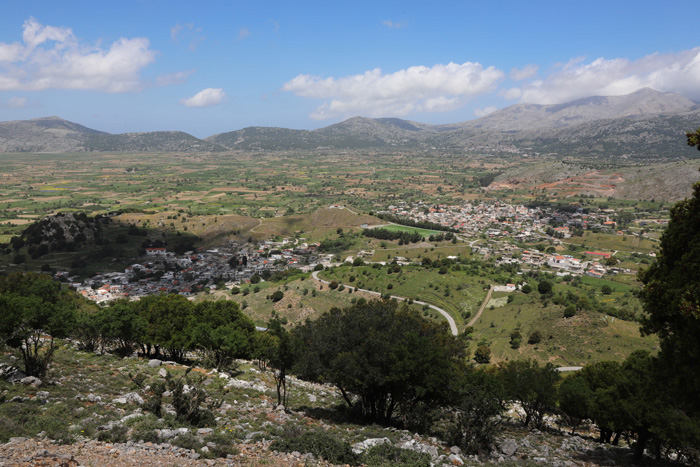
(0, 0, 698, 137)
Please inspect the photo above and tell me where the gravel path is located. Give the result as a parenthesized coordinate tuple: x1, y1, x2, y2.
(467, 285, 494, 327)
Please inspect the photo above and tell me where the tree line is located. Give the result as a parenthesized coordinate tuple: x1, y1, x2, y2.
(372, 212, 458, 233)
(362, 227, 424, 244)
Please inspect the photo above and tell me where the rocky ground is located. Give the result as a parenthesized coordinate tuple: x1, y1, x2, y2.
(0, 344, 639, 467)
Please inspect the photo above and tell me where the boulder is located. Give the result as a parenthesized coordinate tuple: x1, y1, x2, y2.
(148, 359, 162, 368)
(498, 438, 518, 457)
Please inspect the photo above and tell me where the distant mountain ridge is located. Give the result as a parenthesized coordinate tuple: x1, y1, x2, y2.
(1, 89, 699, 157)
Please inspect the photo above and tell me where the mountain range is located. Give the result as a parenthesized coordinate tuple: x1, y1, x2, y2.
(1, 88, 699, 158)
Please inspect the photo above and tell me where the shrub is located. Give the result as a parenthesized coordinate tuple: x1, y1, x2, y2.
(270, 290, 284, 302)
(363, 443, 431, 466)
(271, 428, 358, 465)
(474, 345, 491, 364)
(528, 331, 543, 345)
(564, 305, 576, 318)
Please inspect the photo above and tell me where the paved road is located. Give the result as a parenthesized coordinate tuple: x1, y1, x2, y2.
(311, 270, 459, 336)
(467, 285, 495, 327)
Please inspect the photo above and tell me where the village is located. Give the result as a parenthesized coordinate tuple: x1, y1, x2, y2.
(69, 238, 331, 304)
(379, 200, 643, 278)
(69, 200, 652, 304)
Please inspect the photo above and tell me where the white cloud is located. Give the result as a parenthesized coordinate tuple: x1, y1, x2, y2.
(282, 62, 504, 120)
(501, 87, 523, 100)
(170, 23, 205, 51)
(0, 97, 29, 108)
(382, 19, 407, 29)
(0, 17, 156, 93)
(514, 48, 700, 104)
(238, 28, 250, 40)
(510, 64, 538, 81)
(157, 69, 195, 86)
(474, 106, 498, 117)
(180, 88, 226, 107)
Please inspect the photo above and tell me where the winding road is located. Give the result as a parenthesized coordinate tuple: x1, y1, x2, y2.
(311, 270, 459, 336)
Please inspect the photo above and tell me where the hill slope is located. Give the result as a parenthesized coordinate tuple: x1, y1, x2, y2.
(3, 89, 699, 157)
(0, 117, 225, 153)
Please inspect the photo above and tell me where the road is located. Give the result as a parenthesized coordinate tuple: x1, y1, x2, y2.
(311, 270, 459, 336)
(467, 285, 495, 327)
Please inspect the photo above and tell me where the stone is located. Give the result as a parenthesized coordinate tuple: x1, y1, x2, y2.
(450, 446, 462, 455)
(448, 453, 464, 465)
(87, 393, 102, 403)
(148, 359, 162, 367)
(114, 392, 144, 405)
(307, 394, 317, 402)
(158, 368, 168, 378)
(400, 439, 439, 459)
(498, 438, 518, 457)
(351, 437, 391, 454)
(36, 391, 50, 401)
(197, 428, 214, 435)
(19, 376, 42, 387)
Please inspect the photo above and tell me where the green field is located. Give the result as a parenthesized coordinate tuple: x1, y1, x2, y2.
(471, 296, 657, 366)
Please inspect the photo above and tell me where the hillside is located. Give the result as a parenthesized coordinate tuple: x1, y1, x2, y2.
(491, 159, 700, 201)
(457, 88, 696, 131)
(0, 117, 224, 154)
(3, 88, 700, 157)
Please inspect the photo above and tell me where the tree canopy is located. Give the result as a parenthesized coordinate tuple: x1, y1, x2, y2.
(294, 299, 464, 424)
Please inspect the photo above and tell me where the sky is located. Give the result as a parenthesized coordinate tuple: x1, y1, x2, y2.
(0, 0, 698, 138)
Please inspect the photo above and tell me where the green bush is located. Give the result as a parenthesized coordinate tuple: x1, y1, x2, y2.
(96, 425, 129, 443)
(172, 432, 203, 451)
(363, 443, 431, 467)
(203, 431, 240, 458)
(271, 428, 358, 465)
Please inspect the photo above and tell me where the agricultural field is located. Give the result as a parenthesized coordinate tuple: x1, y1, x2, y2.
(0, 150, 675, 367)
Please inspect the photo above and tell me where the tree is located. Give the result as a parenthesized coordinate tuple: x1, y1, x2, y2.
(601, 284, 612, 295)
(0, 272, 77, 376)
(294, 300, 463, 424)
(558, 374, 594, 434)
(527, 330, 542, 345)
(267, 318, 297, 408)
(190, 300, 255, 371)
(537, 280, 553, 296)
(135, 294, 193, 361)
(474, 345, 491, 364)
(270, 290, 284, 302)
(499, 359, 560, 429)
(638, 179, 700, 457)
(686, 126, 700, 151)
(101, 299, 146, 355)
(448, 370, 505, 455)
